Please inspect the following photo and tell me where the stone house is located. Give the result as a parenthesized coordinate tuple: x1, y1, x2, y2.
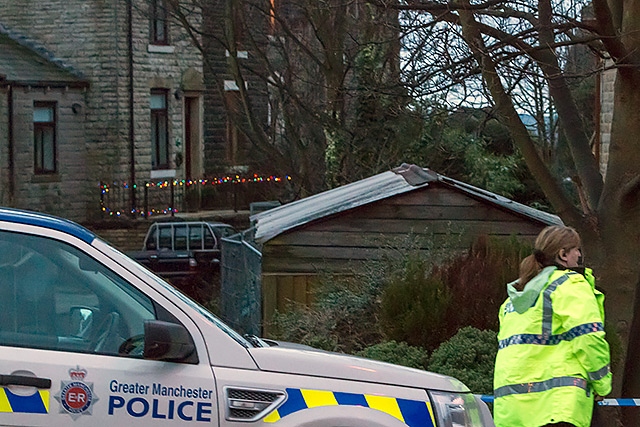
(0, 1, 204, 222)
(0, 30, 89, 218)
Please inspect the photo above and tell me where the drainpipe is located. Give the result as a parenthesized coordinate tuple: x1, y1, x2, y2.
(7, 84, 14, 203)
(128, 0, 137, 215)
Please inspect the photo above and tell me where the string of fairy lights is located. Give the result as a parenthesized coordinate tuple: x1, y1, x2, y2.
(99, 174, 291, 217)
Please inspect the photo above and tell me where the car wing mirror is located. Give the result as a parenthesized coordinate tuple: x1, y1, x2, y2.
(143, 320, 197, 363)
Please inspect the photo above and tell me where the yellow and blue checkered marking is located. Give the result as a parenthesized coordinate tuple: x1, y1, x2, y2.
(0, 387, 49, 414)
(263, 388, 435, 426)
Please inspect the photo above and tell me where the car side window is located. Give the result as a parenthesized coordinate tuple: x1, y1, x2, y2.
(0, 230, 155, 357)
(203, 226, 216, 249)
(145, 225, 158, 250)
(188, 224, 204, 250)
(174, 225, 187, 250)
(158, 225, 172, 250)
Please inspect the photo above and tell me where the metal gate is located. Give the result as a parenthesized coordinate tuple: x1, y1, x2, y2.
(219, 230, 262, 336)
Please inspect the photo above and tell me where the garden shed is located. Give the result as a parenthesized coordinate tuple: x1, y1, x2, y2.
(229, 164, 562, 333)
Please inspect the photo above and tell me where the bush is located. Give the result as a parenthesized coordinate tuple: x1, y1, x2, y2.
(428, 327, 498, 395)
(380, 235, 529, 352)
(356, 340, 429, 370)
(267, 232, 455, 354)
(380, 255, 452, 351)
(268, 271, 386, 354)
(437, 235, 530, 334)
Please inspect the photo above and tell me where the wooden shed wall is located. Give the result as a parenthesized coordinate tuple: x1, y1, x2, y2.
(263, 185, 545, 273)
(260, 184, 551, 333)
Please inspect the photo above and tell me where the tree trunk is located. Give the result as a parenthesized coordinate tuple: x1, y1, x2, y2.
(597, 66, 640, 426)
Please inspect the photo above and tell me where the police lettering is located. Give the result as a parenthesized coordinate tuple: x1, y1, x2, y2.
(152, 383, 212, 399)
(108, 396, 212, 422)
(110, 380, 150, 395)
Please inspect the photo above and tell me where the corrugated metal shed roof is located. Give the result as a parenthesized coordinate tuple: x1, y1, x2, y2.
(252, 164, 562, 244)
(0, 25, 87, 87)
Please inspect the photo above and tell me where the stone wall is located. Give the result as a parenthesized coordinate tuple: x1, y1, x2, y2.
(201, 0, 269, 175)
(87, 220, 150, 252)
(599, 66, 615, 178)
(9, 87, 89, 220)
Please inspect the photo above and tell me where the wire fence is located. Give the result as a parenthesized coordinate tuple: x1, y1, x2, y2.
(219, 229, 262, 336)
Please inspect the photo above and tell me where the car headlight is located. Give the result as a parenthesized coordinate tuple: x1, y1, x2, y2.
(429, 391, 486, 427)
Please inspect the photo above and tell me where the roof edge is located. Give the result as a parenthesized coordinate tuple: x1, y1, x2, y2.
(0, 23, 88, 82)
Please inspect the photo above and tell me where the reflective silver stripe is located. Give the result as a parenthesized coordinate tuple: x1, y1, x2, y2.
(542, 274, 572, 334)
(494, 376, 588, 398)
(589, 365, 611, 381)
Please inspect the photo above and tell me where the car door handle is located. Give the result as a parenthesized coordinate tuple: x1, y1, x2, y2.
(0, 374, 51, 389)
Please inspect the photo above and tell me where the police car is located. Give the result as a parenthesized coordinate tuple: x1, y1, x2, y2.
(0, 208, 494, 427)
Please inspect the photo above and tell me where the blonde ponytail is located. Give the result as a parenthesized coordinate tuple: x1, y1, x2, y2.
(516, 225, 581, 288)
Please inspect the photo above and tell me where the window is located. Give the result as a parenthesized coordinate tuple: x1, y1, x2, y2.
(33, 102, 57, 174)
(224, 90, 246, 163)
(203, 227, 215, 249)
(151, 0, 169, 45)
(174, 225, 188, 250)
(158, 225, 172, 249)
(151, 90, 169, 169)
(188, 224, 204, 250)
(0, 231, 155, 357)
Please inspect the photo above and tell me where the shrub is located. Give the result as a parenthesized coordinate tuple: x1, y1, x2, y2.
(268, 270, 386, 354)
(380, 255, 452, 351)
(356, 340, 429, 370)
(427, 327, 498, 395)
(380, 234, 530, 352)
(437, 235, 530, 334)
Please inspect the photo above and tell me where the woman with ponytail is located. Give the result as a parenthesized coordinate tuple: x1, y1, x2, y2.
(493, 225, 611, 427)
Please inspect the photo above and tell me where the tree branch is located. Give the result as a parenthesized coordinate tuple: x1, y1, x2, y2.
(457, 2, 583, 224)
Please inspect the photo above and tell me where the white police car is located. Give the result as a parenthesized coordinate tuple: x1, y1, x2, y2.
(0, 208, 494, 426)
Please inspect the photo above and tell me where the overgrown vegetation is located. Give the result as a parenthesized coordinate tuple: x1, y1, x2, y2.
(356, 340, 429, 370)
(380, 235, 529, 351)
(403, 107, 549, 210)
(427, 327, 498, 395)
(268, 270, 386, 354)
(267, 233, 531, 392)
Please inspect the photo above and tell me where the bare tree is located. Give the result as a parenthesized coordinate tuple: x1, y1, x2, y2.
(166, 0, 419, 199)
(378, 0, 640, 423)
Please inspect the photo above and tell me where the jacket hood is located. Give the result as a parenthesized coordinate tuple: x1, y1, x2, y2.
(247, 346, 469, 392)
(507, 266, 557, 314)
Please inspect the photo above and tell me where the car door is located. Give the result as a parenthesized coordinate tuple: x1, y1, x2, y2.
(0, 226, 218, 427)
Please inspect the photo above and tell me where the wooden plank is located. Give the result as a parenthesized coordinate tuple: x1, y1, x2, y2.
(263, 258, 369, 274)
(262, 234, 538, 274)
(305, 277, 315, 305)
(346, 204, 524, 222)
(261, 275, 278, 336)
(267, 228, 540, 251)
(276, 276, 295, 311)
(270, 227, 540, 248)
(302, 218, 545, 235)
(381, 187, 480, 206)
(270, 231, 392, 247)
(293, 276, 309, 306)
(264, 245, 396, 261)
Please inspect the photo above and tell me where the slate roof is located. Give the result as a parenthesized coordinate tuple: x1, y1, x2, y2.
(251, 163, 563, 244)
(0, 25, 87, 87)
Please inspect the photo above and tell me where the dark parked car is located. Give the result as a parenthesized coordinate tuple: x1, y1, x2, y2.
(127, 221, 237, 300)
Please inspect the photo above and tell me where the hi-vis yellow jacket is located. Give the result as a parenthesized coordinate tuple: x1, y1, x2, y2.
(494, 266, 612, 427)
